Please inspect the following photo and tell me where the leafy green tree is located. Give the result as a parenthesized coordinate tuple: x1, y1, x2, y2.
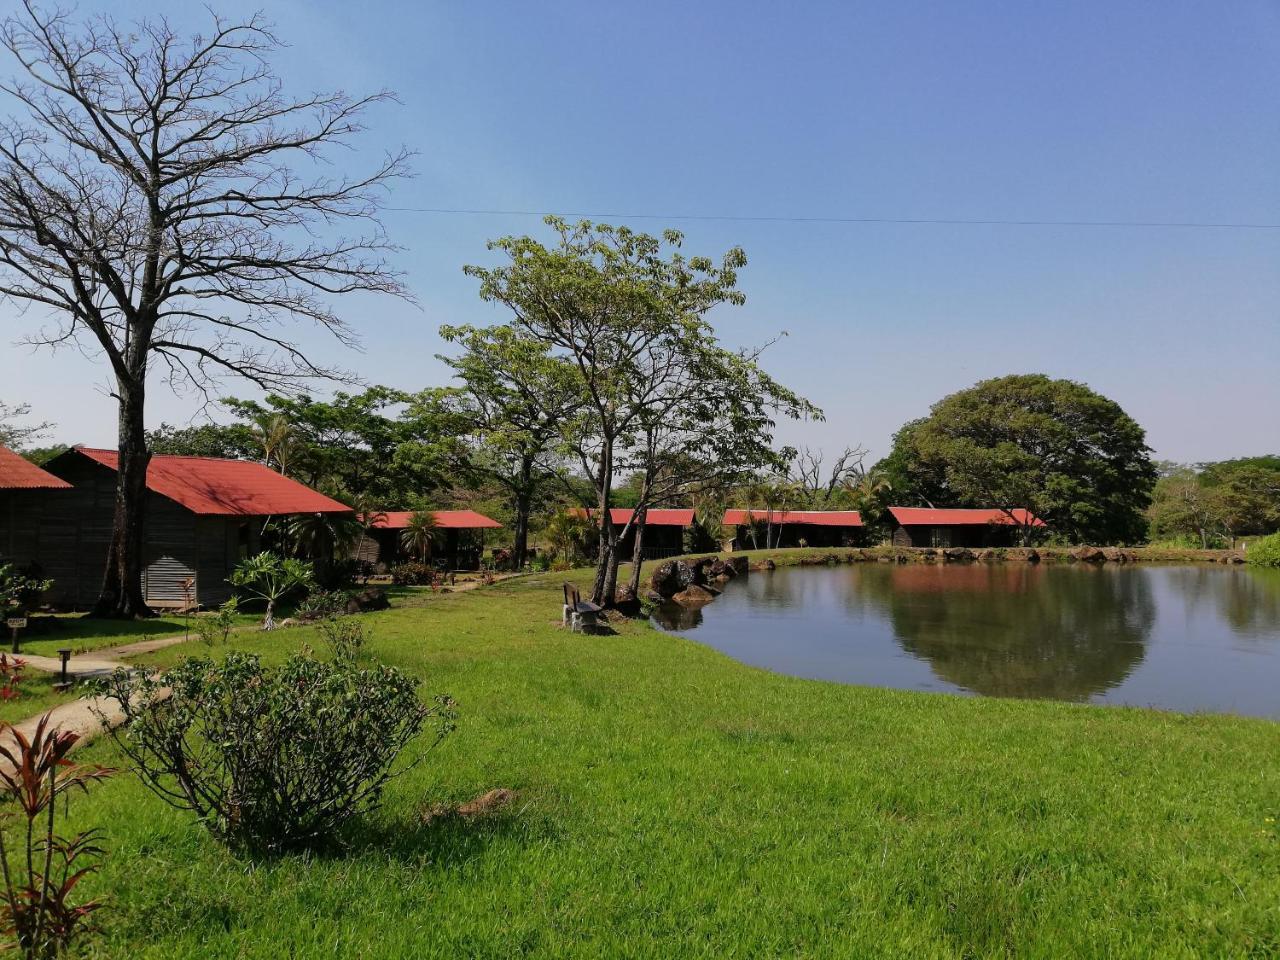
(224, 388, 468, 506)
(1147, 468, 1226, 548)
(886, 375, 1156, 545)
(874, 419, 950, 510)
(438, 324, 581, 568)
(1200, 459, 1280, 544)
(146, 422, 257, 460)
(467, 217, 816, 604)
(229, 553, 313, 630)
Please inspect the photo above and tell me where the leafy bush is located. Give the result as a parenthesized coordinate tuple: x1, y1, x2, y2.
(0, 715, 113, 958)
(195, 597, 239, 646)
(1245, 532, 1280, 568)
(0, 564, 52, 618)
(389, 562, 434, 586)
(95, 622, 456, 853)
(294, 589, 352, 621)
(0, 654, 25, 701)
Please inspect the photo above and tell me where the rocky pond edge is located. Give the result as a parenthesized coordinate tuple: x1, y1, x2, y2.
(640, 545, 1248, 611)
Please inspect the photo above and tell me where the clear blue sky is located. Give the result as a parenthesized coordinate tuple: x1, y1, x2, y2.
(3, 0, 1277, 464)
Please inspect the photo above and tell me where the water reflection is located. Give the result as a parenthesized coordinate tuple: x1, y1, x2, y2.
(651, 563, 1280, 716)
(857, 564, 1154, 700)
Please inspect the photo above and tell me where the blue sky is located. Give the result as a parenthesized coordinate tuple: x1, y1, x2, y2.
(2, 0, 1277, 463)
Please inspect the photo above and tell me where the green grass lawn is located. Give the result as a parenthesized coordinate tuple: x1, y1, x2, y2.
(28, 568, 1280, 957)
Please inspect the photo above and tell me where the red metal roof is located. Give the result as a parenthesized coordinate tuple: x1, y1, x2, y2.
(570, 508, 695, 527)
(887, 507, 1045, 527)
(371, 510, 502, 530)
(70, 448, 350, 516)
(723, 509, 863, 527)
(0, 446, 72, 490)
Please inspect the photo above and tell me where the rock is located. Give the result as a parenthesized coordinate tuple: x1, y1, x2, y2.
(1071, 546, 1107, 564)
(1102, 547, 1127, 563)
(726, 556, 749, 576)
(672, 584, 717, 606)
(943, 547, 975, 562)
(650, 561, 682, 597)
(1007, 547, 1040, 563)
(978, 549, 1001, 562)
(1226, 554, 1245, 565)
(708, 559, 739, 580)
(712, 573, 732, 585)
(277, 617, 298, 628)
(651, 559, 707, 598)
(344, 587, 390, 614)
(763, 559, 776, 571)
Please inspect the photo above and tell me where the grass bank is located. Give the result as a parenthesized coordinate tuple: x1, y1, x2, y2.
(25, 569, 1280, 956)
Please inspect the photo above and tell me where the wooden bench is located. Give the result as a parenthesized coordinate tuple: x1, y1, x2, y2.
(562, 583, 602, 633)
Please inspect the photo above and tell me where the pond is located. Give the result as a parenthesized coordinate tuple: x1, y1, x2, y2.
(652, 563, 1280, 717)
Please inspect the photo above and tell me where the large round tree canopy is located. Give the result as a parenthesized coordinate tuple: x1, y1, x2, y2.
(881, 374, 1157, 545)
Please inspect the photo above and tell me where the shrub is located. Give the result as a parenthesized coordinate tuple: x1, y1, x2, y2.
(0, 654, 25, 701)
(95, 623, 456, 853)
(1245, 532, 1280, 568)
(0, 714, 113, 959)
(389, 562, 434, 586)
(195, 597, 239, 646)
(294, 589, 352, 621)
(0, 564, 52, 618)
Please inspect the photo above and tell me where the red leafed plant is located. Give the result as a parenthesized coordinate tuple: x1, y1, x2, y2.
(0, 715, 113, 958)
(0, 655, 25, 702)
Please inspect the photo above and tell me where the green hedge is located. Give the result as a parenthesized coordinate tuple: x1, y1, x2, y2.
(1245, 532, 1280, 567)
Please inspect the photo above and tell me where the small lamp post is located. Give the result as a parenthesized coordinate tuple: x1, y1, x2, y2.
(54, 648, 72, 692)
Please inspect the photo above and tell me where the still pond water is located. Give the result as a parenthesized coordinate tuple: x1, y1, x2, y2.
(653, 563, 1280, 717)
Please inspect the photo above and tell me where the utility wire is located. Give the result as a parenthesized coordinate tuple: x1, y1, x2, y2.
(385, 206, 1280, 230)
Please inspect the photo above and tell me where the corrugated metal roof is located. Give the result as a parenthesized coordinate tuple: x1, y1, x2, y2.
(69, 448, 351, 517)
(722, 509, 863, 527)
(887, 507, 1045, 527)
(371, 509, 502, 530)
(569, 508, 695, 527)
(0, 446, 72, 490)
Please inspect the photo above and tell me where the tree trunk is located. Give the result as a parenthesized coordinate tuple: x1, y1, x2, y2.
(603, 542, 622, 606)
(91, 379, 153, 618)
(590, 442, 615, 605)
(512, 489, 532, 571)
(626, 510, 648, 597)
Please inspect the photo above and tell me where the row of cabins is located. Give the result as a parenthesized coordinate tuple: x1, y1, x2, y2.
(0, 445, 502, 609)
(724, 507, 1041, 551)
(582, 506, 1044, 558)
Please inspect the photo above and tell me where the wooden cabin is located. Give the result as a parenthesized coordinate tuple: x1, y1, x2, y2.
(0, 446, 73, 600)
(722, 509, 865, 550)
(16, 447, 350, 609)
(571, 508, 695, 560)
(356, 510, 503, 571)
(887, 507, 1044, 548)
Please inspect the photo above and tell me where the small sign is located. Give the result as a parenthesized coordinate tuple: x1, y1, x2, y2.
(5, 618, 26, 630)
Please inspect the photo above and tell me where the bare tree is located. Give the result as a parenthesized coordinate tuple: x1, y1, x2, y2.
(0, 5, 409, 616)
(787, 445, 868, 507)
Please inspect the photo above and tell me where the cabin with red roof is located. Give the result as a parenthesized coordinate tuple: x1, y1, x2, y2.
(26, 447, 351, 608)
(887, 507, 1045, 549)
(569, 507, 696, 560)
(722, 509, 865, 550)
(355, 509, 503, 572)
(0, 447, 72, 597)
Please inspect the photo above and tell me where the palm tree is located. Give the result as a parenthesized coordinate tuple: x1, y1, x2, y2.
(844, 471, 893, 540)
(252, 413, 298, 475)
(284, 511, 364, 564)
(400, 511, 439, 562)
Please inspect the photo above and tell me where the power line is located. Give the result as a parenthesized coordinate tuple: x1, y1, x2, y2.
(385, 206, 1280, 230)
